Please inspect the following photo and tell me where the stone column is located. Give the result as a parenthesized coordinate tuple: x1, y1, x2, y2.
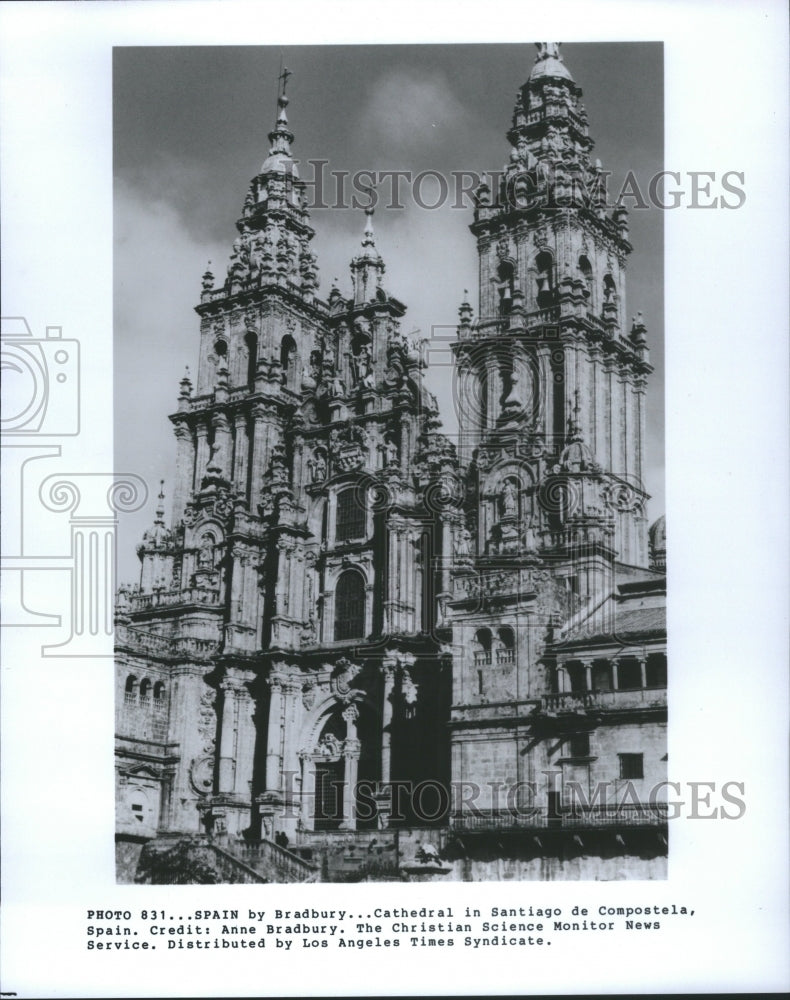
(380, 659, 396, 786)
(232, 412, 249, 494)
(232, 676, 256, 797)
(583, 659, 593, 692)
(194, 419, 210, 491)
(281, 676, 303, 812)
(536, 345, 553, 444)
(638, 656, 648, 690)
(438, 517, 453, 622)
(611, 658, 620, 691)
(250, 403, 275, 511)
(218, 677, 238, 793)
(212, 410, 233, 478)
(485, 358, 501, 429)
(171, 419, 195, 524)
(604, 359, 616, 474)
(341, 703, 360, 830)
(265, 671, 285, 792)
(300, 753, 315, 829)
(589, 345, 602, 462)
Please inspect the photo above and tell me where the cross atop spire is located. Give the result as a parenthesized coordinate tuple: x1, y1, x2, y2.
(350, 202, 385, 305)
(263, 66, 295, 171)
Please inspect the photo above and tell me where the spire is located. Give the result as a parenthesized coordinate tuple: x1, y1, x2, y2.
(362, 204, 376, 249)
(261, 66, 296, 174)
(350, 203, 385, 305)
(154, 480, 165, 526)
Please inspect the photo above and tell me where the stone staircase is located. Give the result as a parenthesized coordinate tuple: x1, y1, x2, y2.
(133, 833, 319, 883)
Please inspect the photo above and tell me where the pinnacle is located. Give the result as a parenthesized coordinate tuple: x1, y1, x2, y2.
(262, 66, 295, 172)
(530, 42, 573, 81)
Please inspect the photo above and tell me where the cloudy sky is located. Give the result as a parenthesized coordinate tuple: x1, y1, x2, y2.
(114, 42, 663, 582)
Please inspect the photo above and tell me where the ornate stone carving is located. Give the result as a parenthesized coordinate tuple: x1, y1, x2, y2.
(189, 755, 214, 795)
(330, 657, 361, 700)
(329, 422, 367, 472)
(197, 688, 217, 754)
(301, 679, 317, 710)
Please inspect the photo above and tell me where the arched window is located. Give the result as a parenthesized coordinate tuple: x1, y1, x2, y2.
(335, 486, 366, 543)
(124, 675, 137, 704)
(536, 251, 554, 307)
(497, 260, 514, 316)
(578, 255, 593, 300)
(603, 273, 617, 308)
(280, 334, 296, 385)
(474, 628, 492, 666)
(497, 626, 515, 664)
(153, 681, 166, 703)
(139, 678, 152, 703)
(334, 570, 366, 640)
(245, 332, 258, 386)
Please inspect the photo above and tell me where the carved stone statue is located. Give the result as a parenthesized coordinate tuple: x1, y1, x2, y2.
(309, 449, 327, 483)
(454, 526, 472, 559)
(356, 347, 375, 389)
(382, 436, 399, 468)
(197, 538, 214, 569)
(500, 480, 519, 519)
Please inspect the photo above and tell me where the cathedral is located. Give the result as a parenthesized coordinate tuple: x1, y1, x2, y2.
(115, 43, 668, 883)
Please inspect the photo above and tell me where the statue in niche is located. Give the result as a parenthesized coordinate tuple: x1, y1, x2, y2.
(309, 449, 327, 483)
(500, 480, 519, 519)
(401, 670, 418, 720)
(197, 537, 214, 569)
(501, 370, 526, 416)
(382, 436, 399, 468)
(355, 347, 375, 389)
(454, 525, 472, 560)
(327, 366, 345, 397)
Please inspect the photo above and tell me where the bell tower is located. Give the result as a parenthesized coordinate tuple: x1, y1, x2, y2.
(454, 41, 651, 569)
(447, 43, 654, 823)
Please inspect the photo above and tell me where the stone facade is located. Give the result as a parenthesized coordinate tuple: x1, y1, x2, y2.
(116, 43, 667, 882)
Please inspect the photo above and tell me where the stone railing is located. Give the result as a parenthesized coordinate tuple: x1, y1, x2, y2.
(450, 802, 668, 832)
(115, 624, 220, 661)
(233, 839, 320, 883)
(453, 569, 530, 601)
(525, 305, 562, 325)
(542, 688, 667, 713)
(136, 835, 267, 884)
(540, 524, 614, 551)
(128, 587, 220, 613)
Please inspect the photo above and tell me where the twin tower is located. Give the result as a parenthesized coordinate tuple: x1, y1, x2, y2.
(116, 44, 666, 883)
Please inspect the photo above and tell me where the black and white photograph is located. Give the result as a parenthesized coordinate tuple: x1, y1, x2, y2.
(1, 1, 788, 996)
(113, 41, 668, 885)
